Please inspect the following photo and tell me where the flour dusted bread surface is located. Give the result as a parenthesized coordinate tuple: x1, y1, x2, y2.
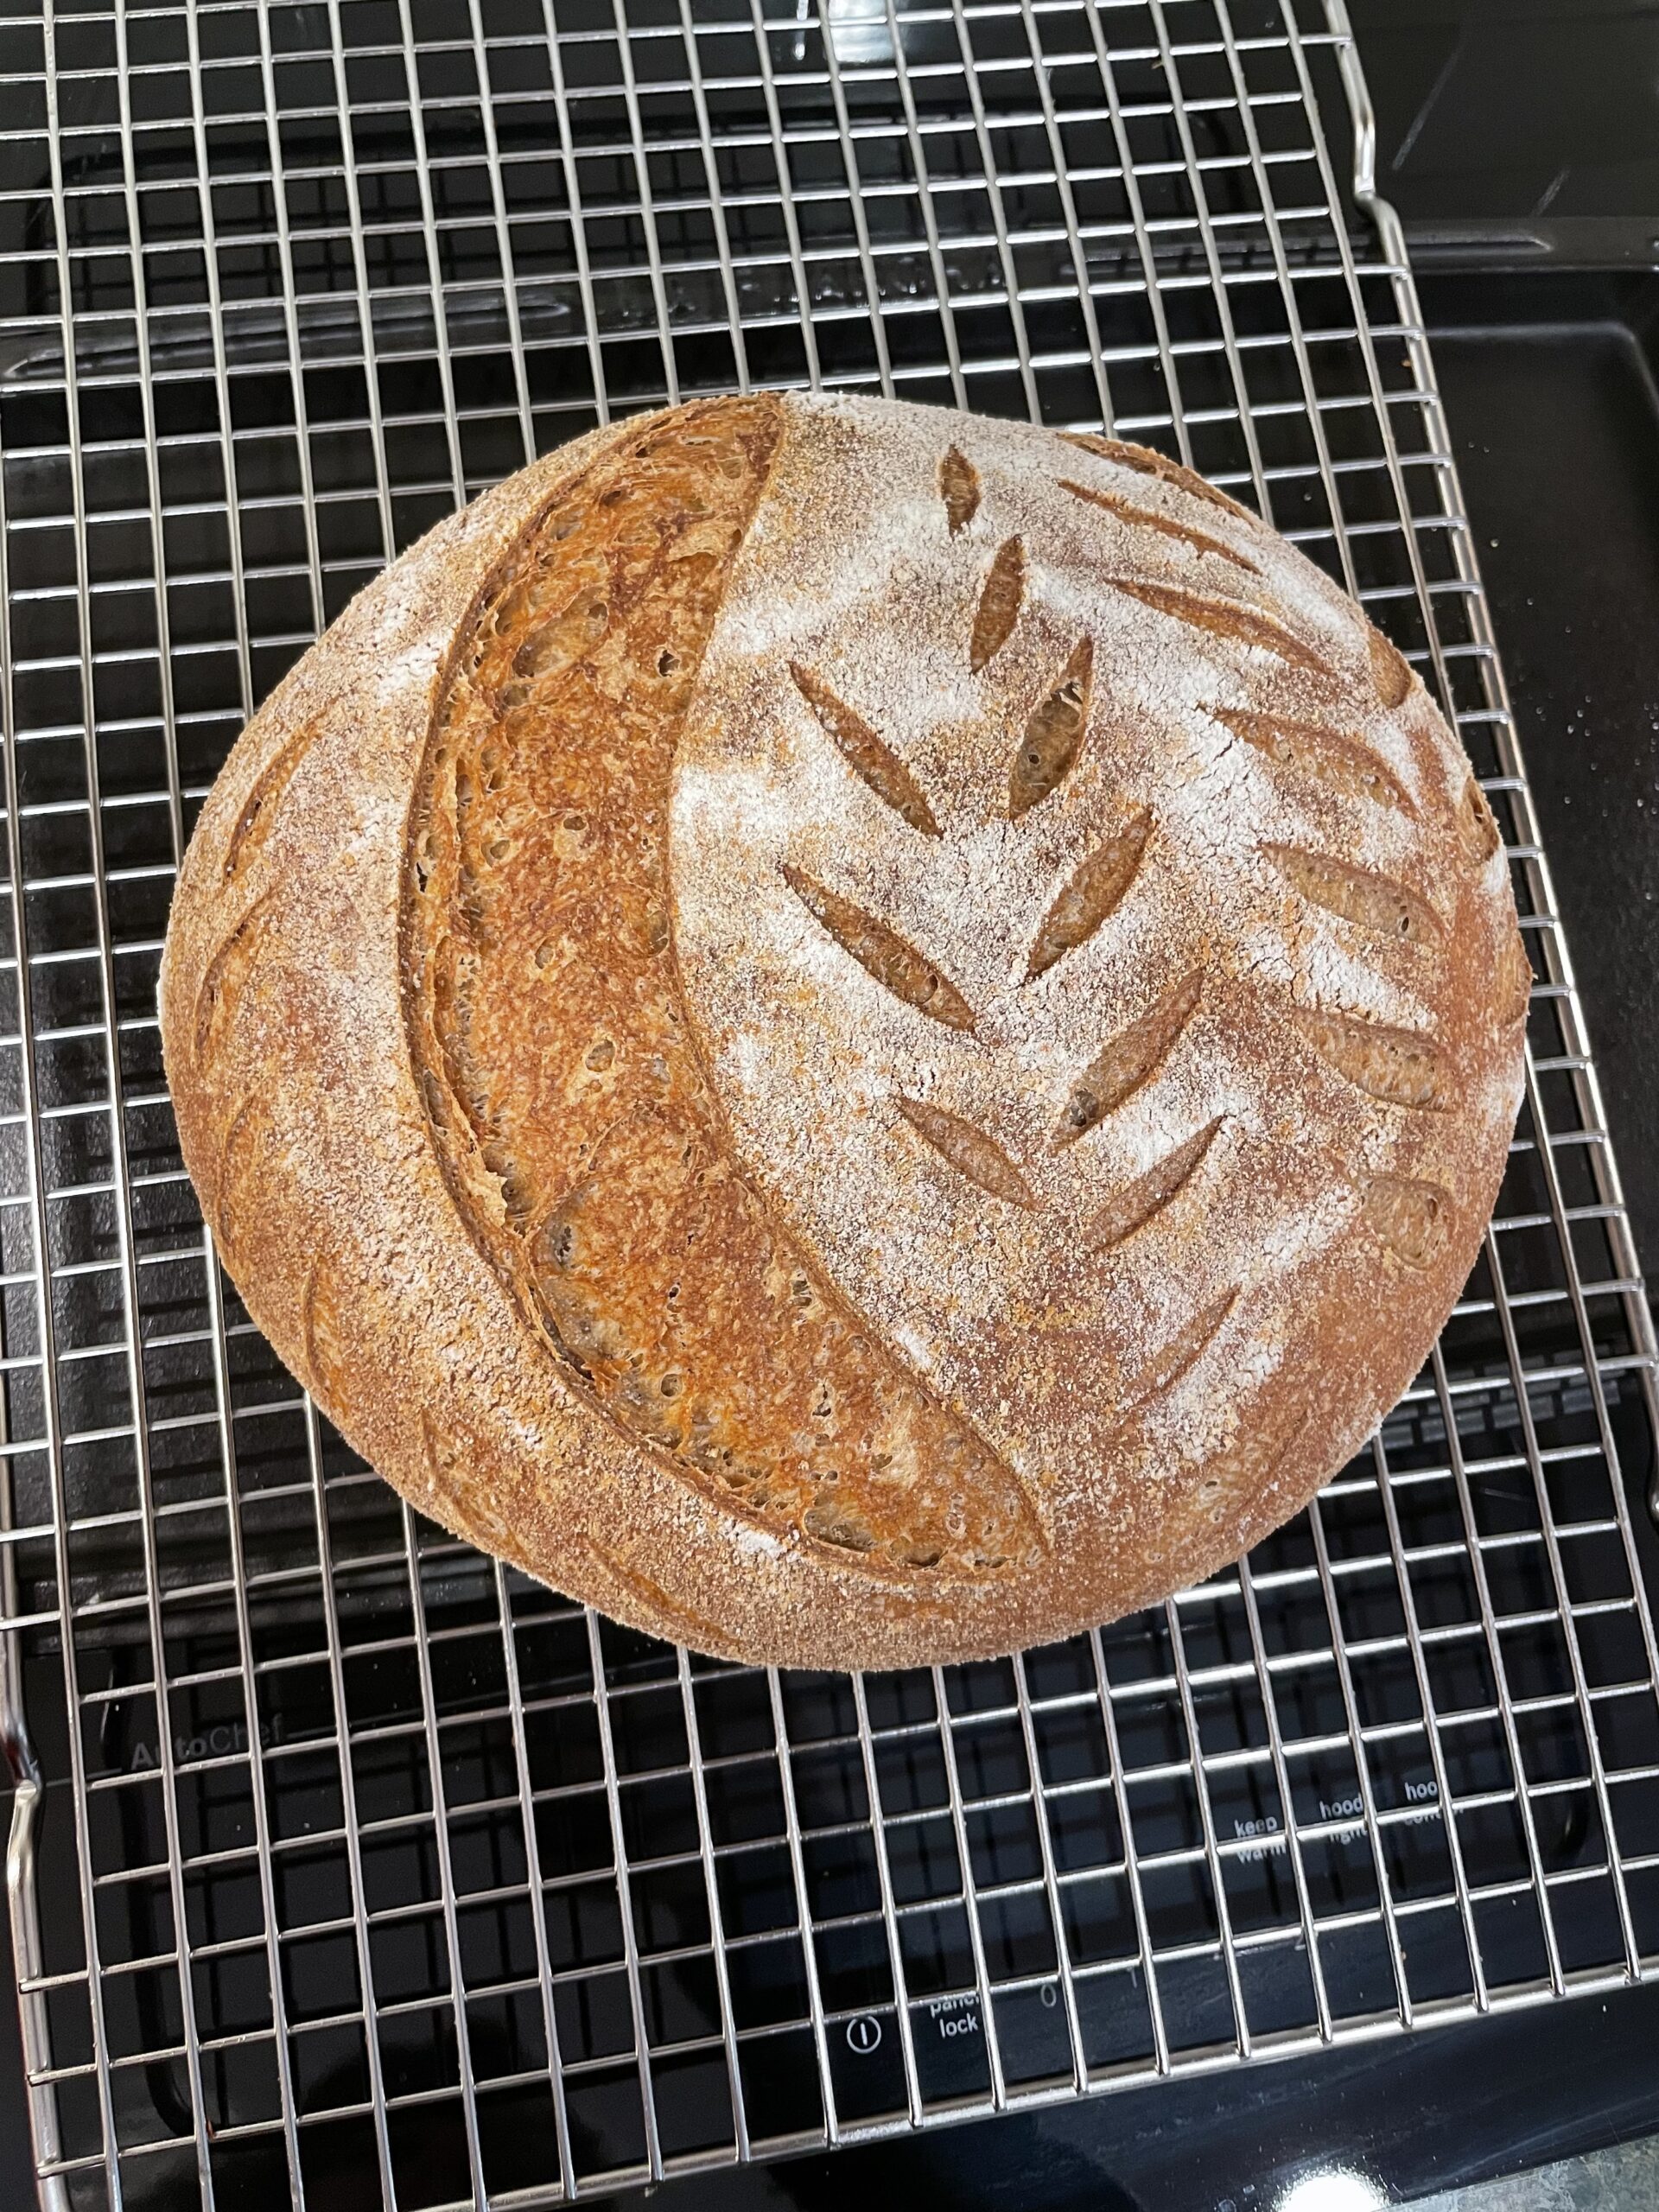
(159, 393, 1527, 1669)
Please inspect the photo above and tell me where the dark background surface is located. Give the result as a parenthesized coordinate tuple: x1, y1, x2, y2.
(5, 5, 1659, 2209)
(1351, 0, 1659, 230)
(1424, 269, 1659, 1277)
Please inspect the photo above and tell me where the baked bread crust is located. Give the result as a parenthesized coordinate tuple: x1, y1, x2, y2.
(159, 393, 1527, 1669)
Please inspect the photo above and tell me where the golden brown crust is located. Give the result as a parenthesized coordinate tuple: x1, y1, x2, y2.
(401, 400, 1040, 1587)
(160, 395, 1526, 1669)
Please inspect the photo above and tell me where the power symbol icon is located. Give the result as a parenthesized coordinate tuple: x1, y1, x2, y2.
(845, 2015, 883, 2056)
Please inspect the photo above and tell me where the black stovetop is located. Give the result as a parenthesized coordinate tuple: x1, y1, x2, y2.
(6, 8, 1659, 2207)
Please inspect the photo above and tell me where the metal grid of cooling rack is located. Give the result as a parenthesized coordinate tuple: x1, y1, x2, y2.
(3, 0, 1659, 2206)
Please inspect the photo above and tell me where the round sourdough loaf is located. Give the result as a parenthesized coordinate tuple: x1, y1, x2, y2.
(159, 393, 1528, 1669)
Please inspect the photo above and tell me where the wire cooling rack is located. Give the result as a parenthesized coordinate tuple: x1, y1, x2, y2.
(3, 0, 1659, 2206)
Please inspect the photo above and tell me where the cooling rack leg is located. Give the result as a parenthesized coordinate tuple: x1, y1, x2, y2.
(3, 1662, 71, 2212)
(3, 1262, 68, 2212)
